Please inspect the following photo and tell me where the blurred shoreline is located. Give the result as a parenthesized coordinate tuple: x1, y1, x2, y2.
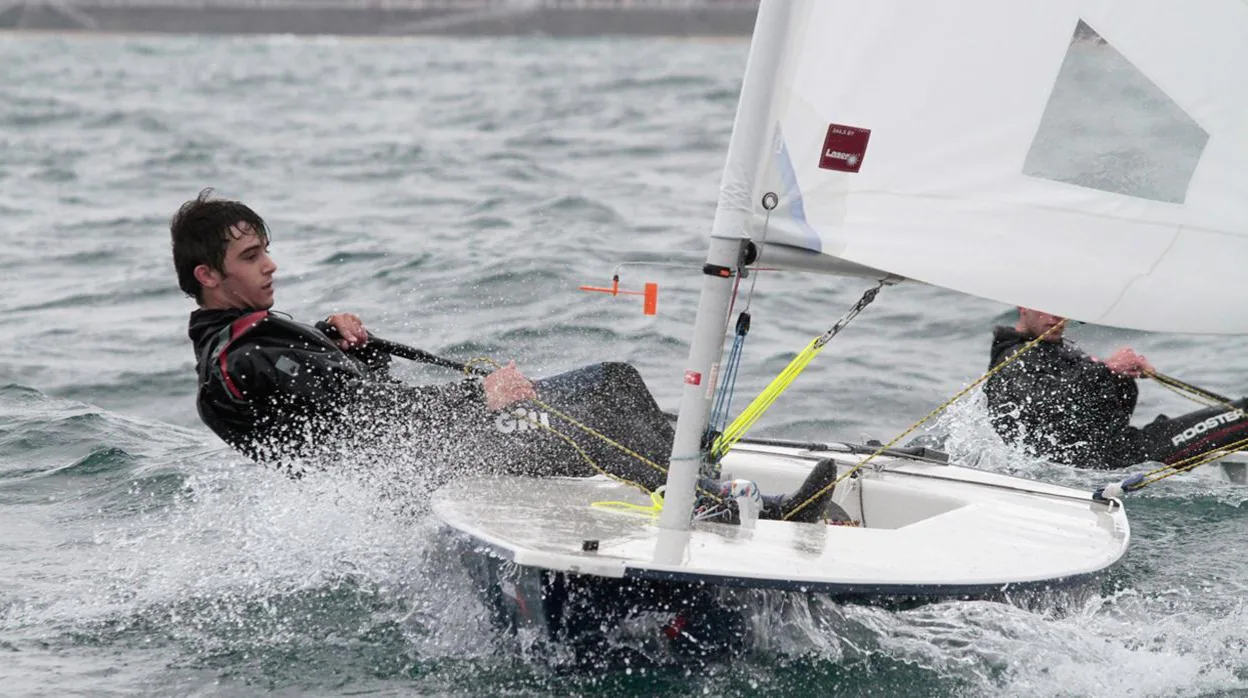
(0, 0, 759, 36)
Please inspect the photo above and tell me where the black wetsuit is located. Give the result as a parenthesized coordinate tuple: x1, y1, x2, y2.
(984, 326, 1248, 469)
(188, 308, 673, 490)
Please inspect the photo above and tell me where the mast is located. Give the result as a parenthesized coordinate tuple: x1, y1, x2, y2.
(657, 0, 796, 532)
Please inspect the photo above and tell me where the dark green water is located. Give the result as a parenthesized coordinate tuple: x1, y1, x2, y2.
(1, 35, 1245, 697)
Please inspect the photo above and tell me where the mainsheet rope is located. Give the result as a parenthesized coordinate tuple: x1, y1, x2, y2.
(1148, 370, 1233, 407)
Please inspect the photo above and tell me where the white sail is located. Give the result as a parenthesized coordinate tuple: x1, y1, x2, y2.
(735, 0, 1248, 334)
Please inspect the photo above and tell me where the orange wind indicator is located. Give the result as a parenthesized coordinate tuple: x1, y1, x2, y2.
(579, 275, 659, 316)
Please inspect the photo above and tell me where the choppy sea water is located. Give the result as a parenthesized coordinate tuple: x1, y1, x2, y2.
(1, 34, 1246, 697)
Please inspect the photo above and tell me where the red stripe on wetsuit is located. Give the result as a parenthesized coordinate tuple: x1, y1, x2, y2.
(218, 311, 269, 400)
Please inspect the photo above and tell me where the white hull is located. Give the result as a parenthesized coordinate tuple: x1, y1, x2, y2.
(432, 440, 1130, 599)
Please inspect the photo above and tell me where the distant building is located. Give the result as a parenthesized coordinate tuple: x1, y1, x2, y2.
(0, 0, 759, 36)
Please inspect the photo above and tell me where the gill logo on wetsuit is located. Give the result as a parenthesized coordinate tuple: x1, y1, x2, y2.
(1171, 409, 1247, 446)
(494, 407, 552, 434)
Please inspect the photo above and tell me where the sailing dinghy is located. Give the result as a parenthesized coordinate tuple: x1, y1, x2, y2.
(433, 0, 1248, 647)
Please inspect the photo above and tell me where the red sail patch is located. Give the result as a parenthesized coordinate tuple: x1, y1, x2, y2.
(818, 124, 871, 173)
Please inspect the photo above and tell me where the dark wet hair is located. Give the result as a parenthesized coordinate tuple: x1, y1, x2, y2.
(170, 188, 270, 303)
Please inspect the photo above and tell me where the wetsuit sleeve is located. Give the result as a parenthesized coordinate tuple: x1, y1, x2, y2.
(223, 341, 362, 409)
(226, 337, 491, 427)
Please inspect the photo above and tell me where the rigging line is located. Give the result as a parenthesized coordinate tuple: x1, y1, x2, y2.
(1099, 437, 1248, 501)
(709, 333, 746, 432)
(530, 396, 725, 504)
(711, 279, 887, 461)
(813, 280, 884, 350)
(706, 332, 749, 479)
(739, 201, 775, 314)
(782, 319, 1068, 521)
(1147, 370, 1234, 406)
(706, 203, 775, 455)
(590, 489, 667, 518)
(714, 339, 820, 453)
(1151, 376, 1220, 407)
(1136, 434, 1248, 487)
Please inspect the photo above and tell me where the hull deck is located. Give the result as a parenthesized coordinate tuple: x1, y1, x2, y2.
(432, 442, 1131, 598)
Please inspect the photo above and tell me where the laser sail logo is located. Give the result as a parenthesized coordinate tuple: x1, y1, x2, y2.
(818, 124, 872, 173)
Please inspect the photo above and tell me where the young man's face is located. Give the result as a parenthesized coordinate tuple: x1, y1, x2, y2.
(196, 223, 277, 309)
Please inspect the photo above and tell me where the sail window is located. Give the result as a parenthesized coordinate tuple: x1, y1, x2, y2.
(1023, 20, 1208, 204)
